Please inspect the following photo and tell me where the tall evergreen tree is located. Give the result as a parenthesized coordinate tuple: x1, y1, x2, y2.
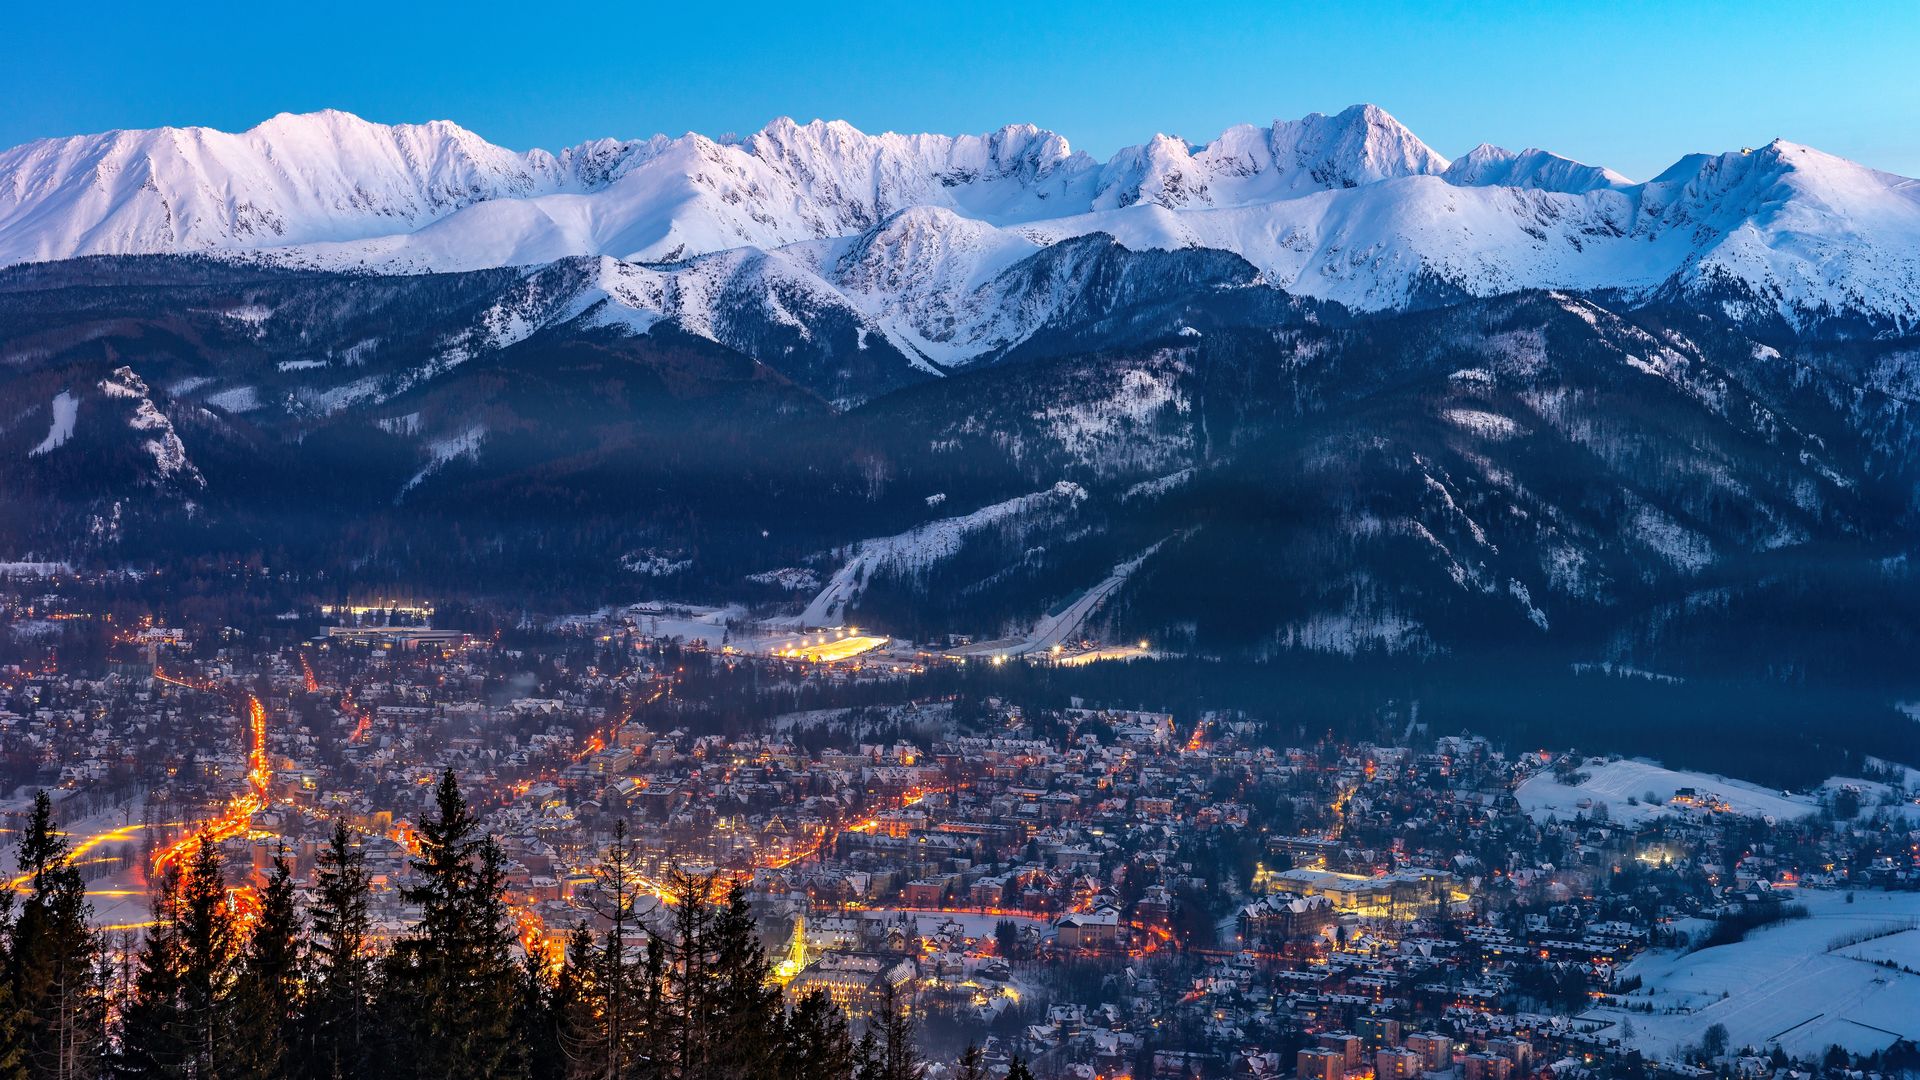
(562, 822, 652, 1080)
(232, 850, 300, 1080)
(954, 1044, 988, 1080)
(853, 1032, 883, 1080)
(112, 913, 183, 1079)
(383, 771, 526, 1080)
(469, 836, 530, 1079)
(0, 891, 27, 1080)
(780, 992, 857, 1080)
(705, 883, 782, 1080)
(171, 835, 243, 1076)
(658, 868, 719, 1080)
(114, 835, 242, 1079)
(553, 927, 600, 1080)
(866, 981, 922, 1080)
(11, 792, 104, 1080)
(515, 951, 562, 1080)
(304, 821, 373, 1080)
(633, 934, 667, 1080)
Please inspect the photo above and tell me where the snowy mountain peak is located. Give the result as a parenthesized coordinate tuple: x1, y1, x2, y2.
(1442, 143, 1631, 193)
(1265, 103, 1451, 188)
(0, 108, 579, 263)
(1089, 104, 1449, 211)
(2, 106, 1918, 338)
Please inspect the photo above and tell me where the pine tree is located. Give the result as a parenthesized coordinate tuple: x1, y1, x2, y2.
(0, 891, 27, 1080)
(659, 867, 718, 1080)
(384, 771, 527, 1080)
(705, 882, 783, 1080)
(955, 1044, 988, 1080)
(780, 992, 857, 1080)
(11, 792, 104, 1080)
(868, 980, 923, 1080)
(114, 835, 242, 1078)
(1006, 1055, 1037, 1080)
(853, 1031, 884, 1080)
(304, 821, 373, 1080)
(516, 950, 562, 1080)
(564, 821, 651, 1080)
(554, 927, 602, 1080)
(633, 934, 667, 1080)
(172, 835, 243, 1076)
(469, 836, 530, 1079)
(232, 850, 301, 1080)
(112, 916, 183, 1079)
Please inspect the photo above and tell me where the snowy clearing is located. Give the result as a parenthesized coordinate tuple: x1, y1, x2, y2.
(1581, 889, 1920, 1059)
(1516, 758, 1817, 825)
(29, 392, 78, 455)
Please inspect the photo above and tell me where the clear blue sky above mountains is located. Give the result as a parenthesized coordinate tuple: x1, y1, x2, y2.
(12, 0, 1918, 181)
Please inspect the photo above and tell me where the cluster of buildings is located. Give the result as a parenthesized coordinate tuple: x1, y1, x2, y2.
(1, 583, 1918, 1078)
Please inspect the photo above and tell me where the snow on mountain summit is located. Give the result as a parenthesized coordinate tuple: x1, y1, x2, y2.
(1092, 104, 1450, 211)
(1, 105, 1917, 337)
(0, 110, 589, 262)
(1441, 144, 1631, 193)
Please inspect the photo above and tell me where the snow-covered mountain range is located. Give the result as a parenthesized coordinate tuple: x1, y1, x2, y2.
(4, 104, 1918, 368)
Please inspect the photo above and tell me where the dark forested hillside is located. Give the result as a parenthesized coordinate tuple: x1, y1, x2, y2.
(3, 258, 1920, 722)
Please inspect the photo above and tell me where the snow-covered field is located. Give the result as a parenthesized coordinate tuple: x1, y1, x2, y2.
(2, 799, 160, 931)
(1581, 889, 1920, 1058)
(551, 603, 751, 649)
(1516, 758, 1818, 824)
(628, 606, 740, 648)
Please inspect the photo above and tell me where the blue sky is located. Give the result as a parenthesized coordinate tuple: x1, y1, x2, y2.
(10, 0, 1917, 180)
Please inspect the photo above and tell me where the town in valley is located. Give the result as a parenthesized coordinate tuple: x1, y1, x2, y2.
(4, 566, 1917, 1078)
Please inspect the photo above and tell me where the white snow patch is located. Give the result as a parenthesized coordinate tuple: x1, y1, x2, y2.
(621, 551, 692, 577)
(1032, 364, 1190, 473)
(1443, 407, 1524, 440)
(400, 424, 485, 494)
(747, 568, 821, 593)
(98, 369, 199, 485)
(28, 392, 78, 455)
(377, 413, 423, 437)
(1507, 578, 1549, 629)
(0, 560, 72, 578)
(1276, 601, 1427, 655)
(1517, 757, 1817, 826)
(1122, 468, 1194, 501)
(1629, 501, 1715, 573)
(204, 385, 261, 413)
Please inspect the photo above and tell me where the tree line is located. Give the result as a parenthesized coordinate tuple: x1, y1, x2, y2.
(0, 775, 1002, 1080)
